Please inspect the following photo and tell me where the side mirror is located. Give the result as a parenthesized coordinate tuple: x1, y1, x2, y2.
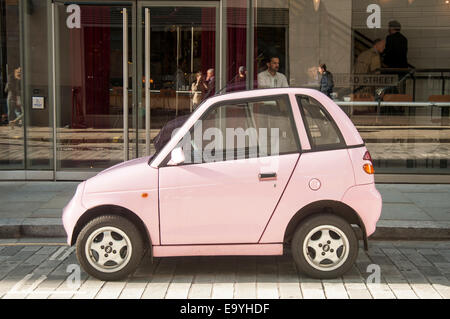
(168, 147, 185, 166)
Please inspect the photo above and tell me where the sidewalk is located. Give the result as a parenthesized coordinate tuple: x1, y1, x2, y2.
(0, 182, 449, 240)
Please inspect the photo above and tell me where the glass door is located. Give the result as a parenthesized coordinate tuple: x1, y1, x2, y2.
(54, 1, 134, 176)
(137, 2, 219, 157)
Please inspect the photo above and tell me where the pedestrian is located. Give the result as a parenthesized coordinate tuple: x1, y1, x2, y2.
(191, 71, 206, 110)
(234, 66, 247, 91)
(355, 38, 386, 74)
(383, 20, 408, 70)
(203, 68, 215, 100)
(318, 64, 334, 98)
(175, 58, 187, 90)
(6, 66, 23, 129)
(383, 20, 409, 96)
(257, 56, 289, 89)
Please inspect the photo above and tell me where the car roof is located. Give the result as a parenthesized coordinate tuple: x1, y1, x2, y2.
(210, 88, 320, 103)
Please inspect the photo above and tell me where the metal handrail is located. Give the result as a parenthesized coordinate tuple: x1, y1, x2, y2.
(337, 101, 450, 107)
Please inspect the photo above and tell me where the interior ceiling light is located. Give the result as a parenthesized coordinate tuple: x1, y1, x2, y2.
(313, 0, 320, 12)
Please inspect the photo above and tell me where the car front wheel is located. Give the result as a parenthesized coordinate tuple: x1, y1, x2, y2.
(76, 215, 145, 281)
(291, 214, 358, 279)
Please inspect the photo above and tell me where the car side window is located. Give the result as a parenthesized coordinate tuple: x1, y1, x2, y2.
(179, 95, 300, 164)
(203, 102, 257, 162)
(297, 95, 345, 150)
(248, 98, 299, 156)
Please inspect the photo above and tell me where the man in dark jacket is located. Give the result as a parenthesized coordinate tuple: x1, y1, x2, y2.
(318, 64, 334, 98)
(383, 20, 409, 95)
(383, 20, 408, 69)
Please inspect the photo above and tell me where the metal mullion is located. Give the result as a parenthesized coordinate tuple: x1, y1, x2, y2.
(131, 1, 138, 159)
(51, 1, 57, 179)
(123, 7, 129, 162)
(19, 0, 27, 170)
(145, 7, 150, 156)
(247, 0, 255, 90)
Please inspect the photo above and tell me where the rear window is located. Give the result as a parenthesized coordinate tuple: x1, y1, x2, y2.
(297, 95, 345, 151)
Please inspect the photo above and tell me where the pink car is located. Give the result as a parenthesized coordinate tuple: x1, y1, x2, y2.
(63, 88, 382, 281)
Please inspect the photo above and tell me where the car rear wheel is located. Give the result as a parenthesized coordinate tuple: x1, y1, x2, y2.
(76, 215, 145, 281)
(291, 214, 358, 279)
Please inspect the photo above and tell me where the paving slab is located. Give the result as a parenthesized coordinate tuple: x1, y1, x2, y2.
(0, 240, 449, 299)
(420, 207, 450, 221)
(381, 203, 432, 221)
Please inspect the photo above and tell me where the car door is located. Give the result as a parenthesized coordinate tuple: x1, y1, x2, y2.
(158, 95, 301, 245)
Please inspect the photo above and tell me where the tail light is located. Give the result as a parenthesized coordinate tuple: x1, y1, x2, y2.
(363, 151, 374, 175)
(363, 164, 375, 175)
(363, 151, 373, 163)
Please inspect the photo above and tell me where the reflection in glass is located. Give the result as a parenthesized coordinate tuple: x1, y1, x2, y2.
(227, 2, 247, 92)
(55, 5, 131, 171)
(23, 0, 52, 170)
(138, 6, 217, 158)
(0, 1, 24, 169)
(350, 0, 449, 174)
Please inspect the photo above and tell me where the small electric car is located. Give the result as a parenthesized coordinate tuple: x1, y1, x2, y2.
(63, 88, 382, 281)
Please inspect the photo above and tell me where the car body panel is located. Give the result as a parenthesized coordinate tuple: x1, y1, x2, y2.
(347, 147, 376, 186)
(259, 149, 356, 243)
(62, 182, 86, 244)
(153, 244, 283, 257)
(341, 184, 382, 236)
(62, 157, 160, 245)
(288, 93, 312, 151)
(159, 154, 299, 245)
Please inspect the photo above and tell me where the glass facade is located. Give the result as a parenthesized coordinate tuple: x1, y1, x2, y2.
(54, 4, 132, 171)
(0, 0, 23, 170)
(0, 0, 449, 180)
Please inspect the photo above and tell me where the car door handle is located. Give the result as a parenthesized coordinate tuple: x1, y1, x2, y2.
(259, 173, 277, 181)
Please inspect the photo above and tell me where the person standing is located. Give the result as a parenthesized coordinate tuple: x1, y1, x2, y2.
(383, 20, 409, 96)
(191, 71, 206, 110)
(383, 20, 408, 70)
(203, 68, 215, 100)
(6, 66, 23, 129)
(318, 64, 334, 98)
(257, 56, 289, 89)
(174, 58, 187, 90)
(234, 66, 247, 91)
(355, 38, 386, 74)
(354, 39, 386, 102)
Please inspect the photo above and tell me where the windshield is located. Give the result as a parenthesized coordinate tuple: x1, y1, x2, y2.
(147, 99, 209, 166)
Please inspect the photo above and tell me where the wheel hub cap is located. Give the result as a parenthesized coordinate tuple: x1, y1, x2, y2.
(85, 227, 133, 273)
(302, 225, 350, 272)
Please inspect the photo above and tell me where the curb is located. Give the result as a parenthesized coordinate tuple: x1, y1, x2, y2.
(369, 220, 450, 240)
(0, 220, 449, 241)
(0, 219, 66, 239)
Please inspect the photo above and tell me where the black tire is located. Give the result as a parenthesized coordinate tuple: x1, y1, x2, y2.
(76, 215, 145, 281)
(291, 214, 358, 279)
